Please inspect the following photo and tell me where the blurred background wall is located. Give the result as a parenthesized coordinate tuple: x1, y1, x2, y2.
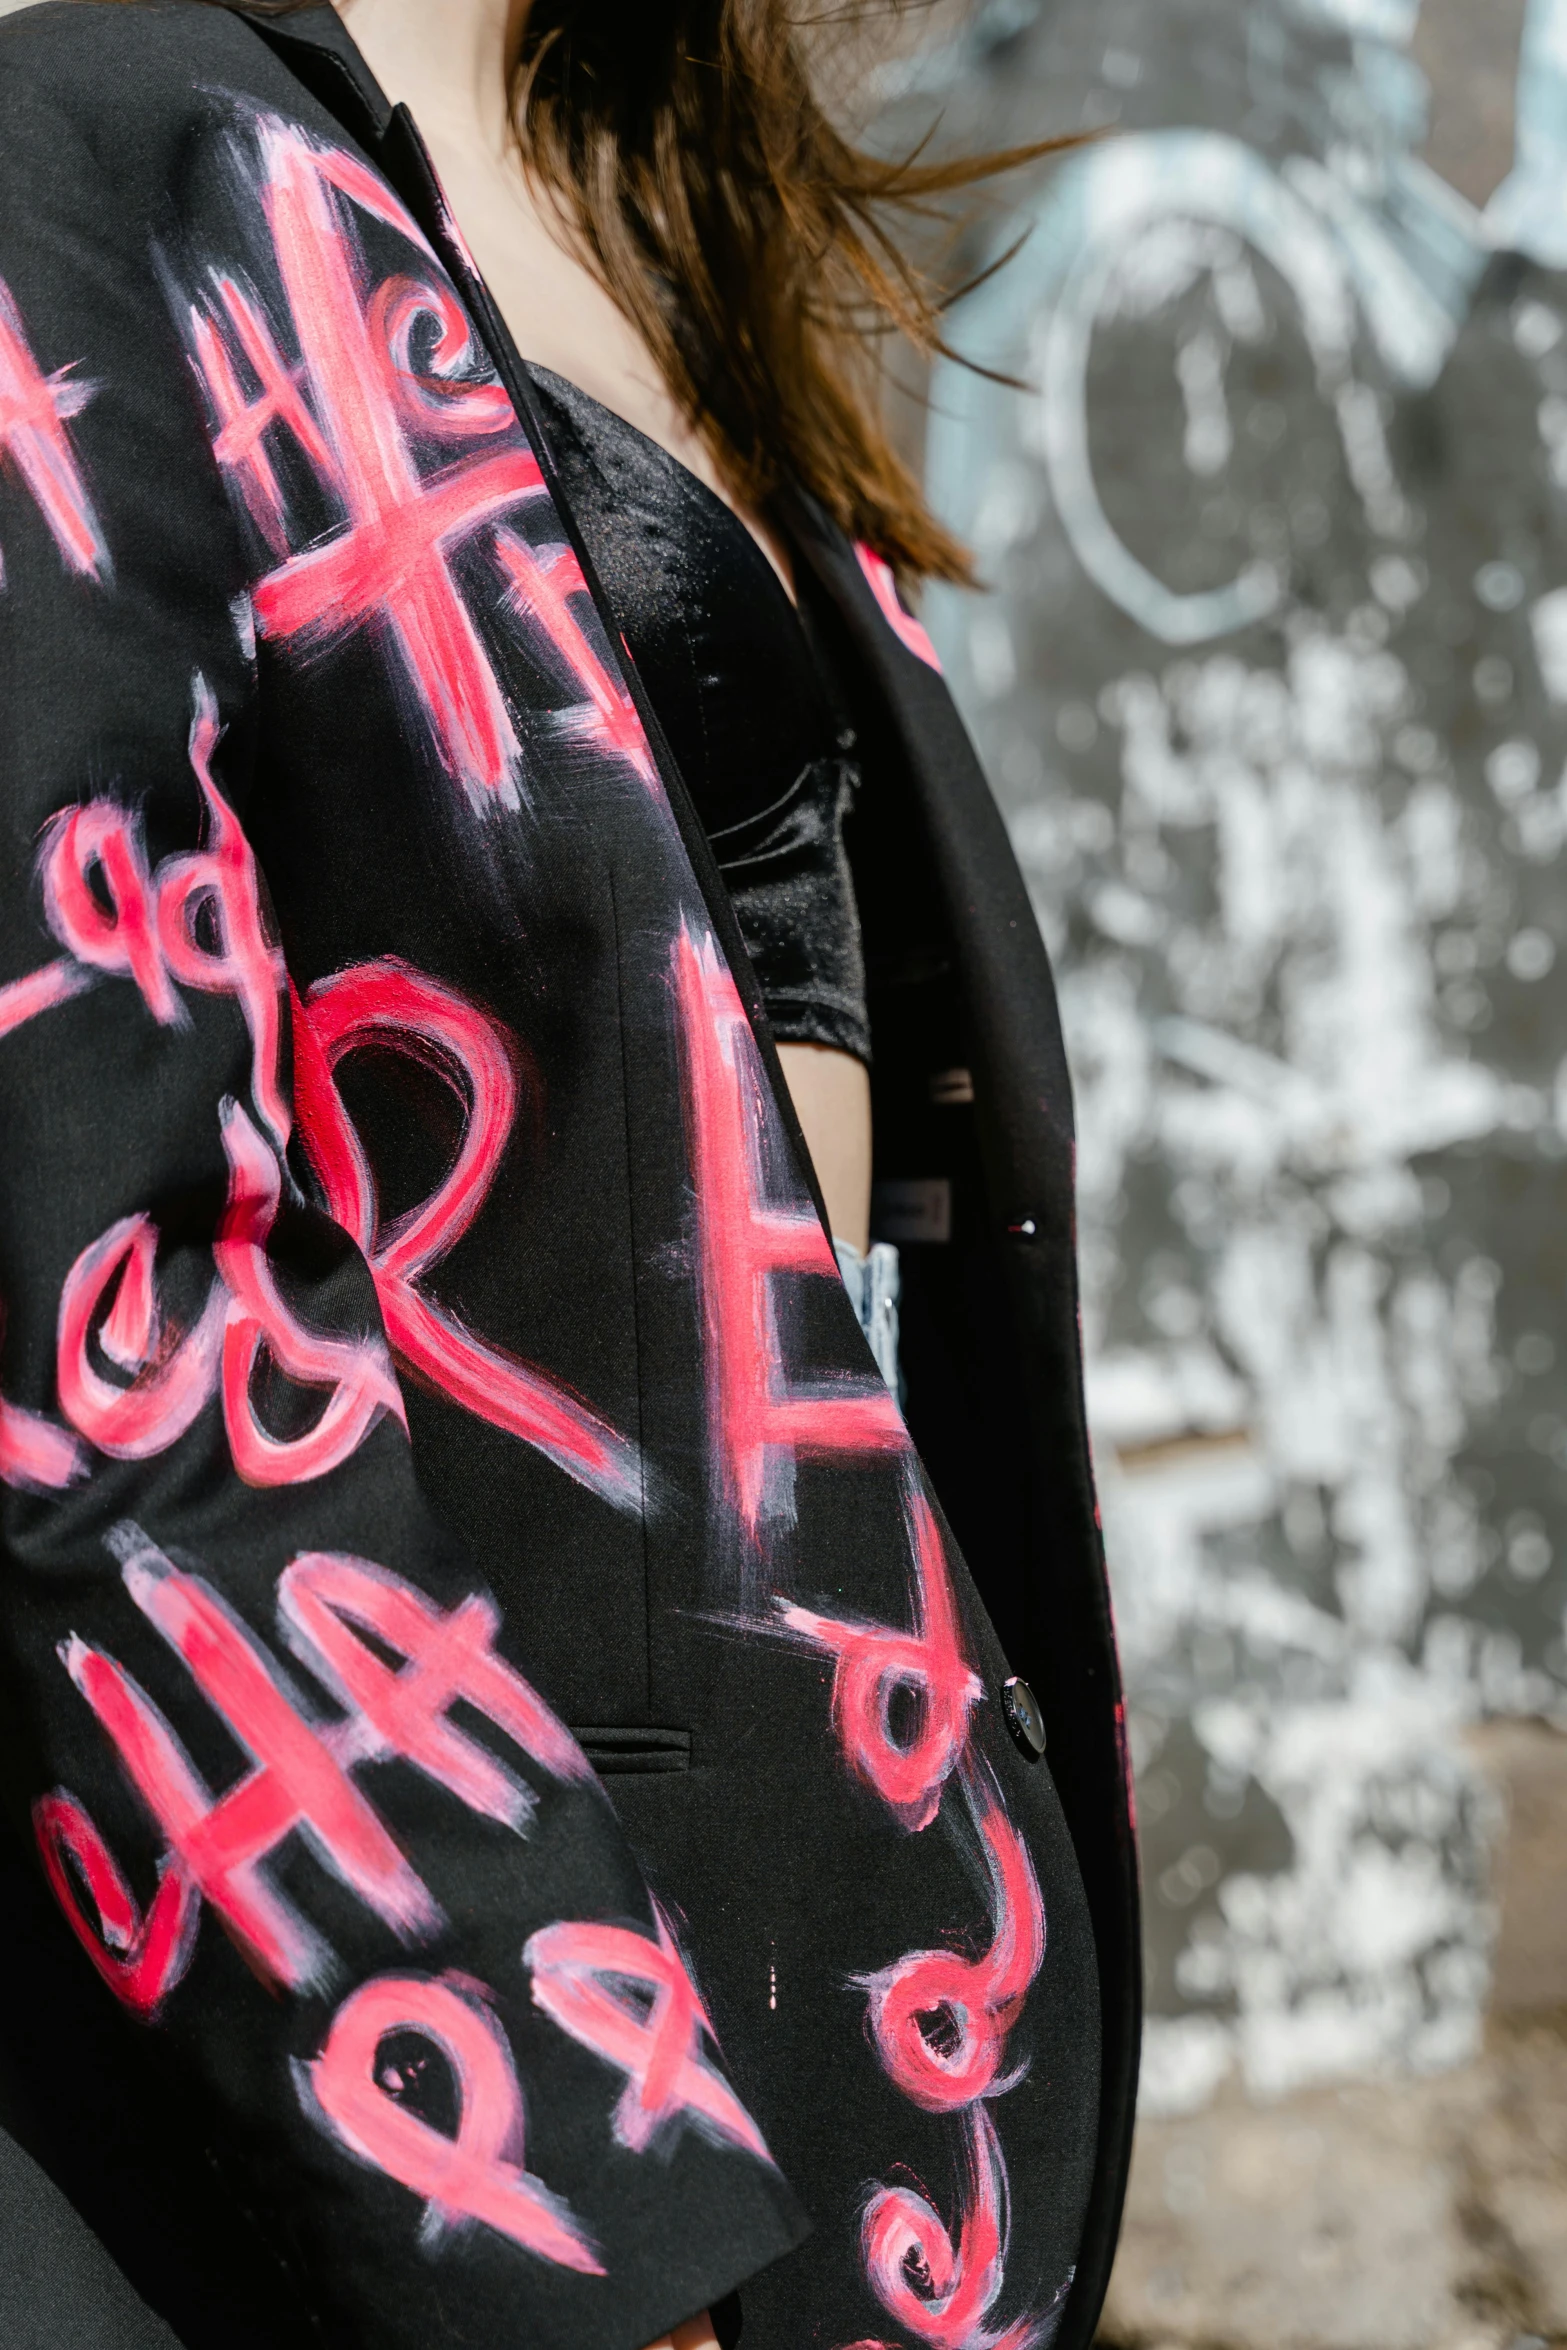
(870, 1, 1567, 2340)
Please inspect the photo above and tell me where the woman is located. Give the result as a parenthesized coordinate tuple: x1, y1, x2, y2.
(0, 5, 1138, 2349)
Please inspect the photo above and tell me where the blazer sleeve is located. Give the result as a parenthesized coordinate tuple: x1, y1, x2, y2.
(0, 50, 805, 2350)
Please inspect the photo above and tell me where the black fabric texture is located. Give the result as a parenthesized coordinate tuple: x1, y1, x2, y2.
(0, 6, 1135, 2350)
(0, 1828, 323, 2347)
(0, 2115, 182, 2350)
(781, 495, 1145, 2348)
(0, 10, 808, 2348)
(525, 368, 872, 1064)
(709, 2288, 743, 2350)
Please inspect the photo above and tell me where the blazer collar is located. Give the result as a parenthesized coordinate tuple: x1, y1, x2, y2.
(235, 4, 394, 142)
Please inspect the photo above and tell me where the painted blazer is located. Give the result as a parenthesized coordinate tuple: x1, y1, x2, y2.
(0, 8, 1139, 2350)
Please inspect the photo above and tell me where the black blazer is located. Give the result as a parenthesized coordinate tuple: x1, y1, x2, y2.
(0, 8, 1139, 2350)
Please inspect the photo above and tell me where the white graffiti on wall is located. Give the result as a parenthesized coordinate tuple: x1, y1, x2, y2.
(1023, 134, 1458, 645)
(926, 0, 1567, 2109)
(1489, 0, 1567, 261)
(1045, 632, 1521, 2105)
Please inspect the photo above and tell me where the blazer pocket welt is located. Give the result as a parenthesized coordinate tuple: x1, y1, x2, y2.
(571, 1726, 692, 1776)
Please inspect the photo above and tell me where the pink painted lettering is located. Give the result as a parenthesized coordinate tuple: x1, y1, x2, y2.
(33, 1788, 198, 2018)
(294, 955, 641, 1511)
(189, 275, 334, 554)
(0, 1388, 84, 1492)
(0, 274, 109, 585)
(40, 801, 182, 1027)
(495, 531, 653, 784)
(861, 2107, 1039, 2350)
(216, 1097, 407, 1488)
(772, 1482, 980, 1832)
(36, 683, 287, 1143)
(857, 1785, 1044, 2111)
(300, 1972, 602, 2269)
(525, 1907, 773, 2163)
(675, 924, 904, 1542)
(57, 1214, 226, 1461)
(855, 544, 942, 673)
(0, 957, 93, 1044)
(0, 1294, 85, 1492)
(156, 684, 289, 1149)
(278, 1550, 593, 1828)
(202, 122, 546, 808)
(64, 1534, 438, 1990)
(370, 275, 514, 440)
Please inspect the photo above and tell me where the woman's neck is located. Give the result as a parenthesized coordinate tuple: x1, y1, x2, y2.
(342, 0, 516, 158)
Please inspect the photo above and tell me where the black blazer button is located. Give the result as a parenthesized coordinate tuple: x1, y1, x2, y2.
(1002, 1676, 1046, 1760)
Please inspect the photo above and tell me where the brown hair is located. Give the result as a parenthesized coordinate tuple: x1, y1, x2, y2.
(204, 2, 1068, 582)
(508, 4, 1066, 585)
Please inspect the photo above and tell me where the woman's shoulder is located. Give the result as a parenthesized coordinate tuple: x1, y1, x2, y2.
(0, 1, 275, 118)
(0, 0, 319, 240)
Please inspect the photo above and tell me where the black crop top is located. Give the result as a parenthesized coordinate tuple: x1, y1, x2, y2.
(527, 366, 871, 1066)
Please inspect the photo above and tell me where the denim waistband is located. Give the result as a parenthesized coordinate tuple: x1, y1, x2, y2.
(832, 1237, 902, 1399)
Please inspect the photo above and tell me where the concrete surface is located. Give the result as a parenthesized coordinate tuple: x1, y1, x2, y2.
(1098, 2021, 1567, 2350)
(1097, 1723, 1567, 2350)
